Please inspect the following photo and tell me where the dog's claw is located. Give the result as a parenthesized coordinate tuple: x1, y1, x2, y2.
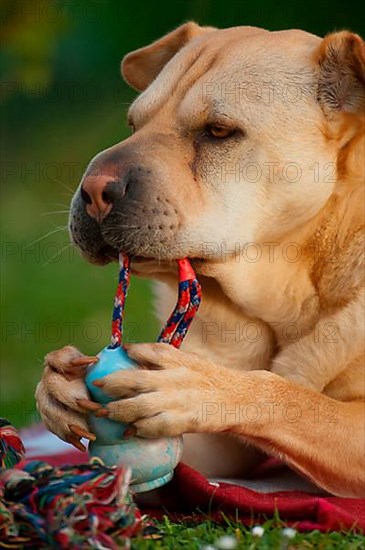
(58, 356, 99, 380)
(70, 356, 99, 367)
(76, 398, 102, 412)
(69, 424, 96, 441)
(67, 434, 87, 452)
(95, 408, 109, 418)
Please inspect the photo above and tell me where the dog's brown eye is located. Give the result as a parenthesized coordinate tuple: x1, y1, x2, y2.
(206, 125, 233, 138)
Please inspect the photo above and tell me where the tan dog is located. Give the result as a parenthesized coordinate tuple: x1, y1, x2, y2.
(35, 23, 365, 497)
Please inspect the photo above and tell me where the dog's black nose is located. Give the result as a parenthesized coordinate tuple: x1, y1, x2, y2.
(81, 176, 128, 222)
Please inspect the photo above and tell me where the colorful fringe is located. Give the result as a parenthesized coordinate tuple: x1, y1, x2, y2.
(0, 419, 25, 469)
(0, 456, 147, 549)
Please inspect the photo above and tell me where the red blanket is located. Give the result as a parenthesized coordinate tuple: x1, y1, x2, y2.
(21, 424, 365, 532)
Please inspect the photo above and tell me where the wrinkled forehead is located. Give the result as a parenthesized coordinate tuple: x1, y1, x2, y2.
(128, 27, 321, 126)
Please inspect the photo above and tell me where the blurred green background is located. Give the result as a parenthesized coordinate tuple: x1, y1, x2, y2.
(1, 0, 364, 428)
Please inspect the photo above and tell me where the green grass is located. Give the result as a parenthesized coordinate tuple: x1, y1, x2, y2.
(131, 518, 365, 549)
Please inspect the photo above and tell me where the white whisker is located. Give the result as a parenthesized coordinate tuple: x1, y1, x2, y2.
(51, 179, 75, 195)
(47, 202, 71, 208)
(27, 226, 68, 248)
(41, 210, 70, 216)
(42, 244, 72, 267)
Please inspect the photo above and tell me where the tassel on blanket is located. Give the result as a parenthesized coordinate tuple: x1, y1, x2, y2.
(0, 455, 147, 549)
(0, 419, 25, 469)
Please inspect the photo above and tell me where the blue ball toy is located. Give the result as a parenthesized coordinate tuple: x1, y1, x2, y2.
(85, 346, 183, 493)
(82, 256, 201, 493)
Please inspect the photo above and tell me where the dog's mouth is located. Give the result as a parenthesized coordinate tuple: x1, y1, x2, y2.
(78, 243, 118, 266)
(74, 229, 186, 272)
(69, 194, 212, 274)
(80, 244, 159, 267)
(71, 215, 189, 270)
(75, 232, 208, 277)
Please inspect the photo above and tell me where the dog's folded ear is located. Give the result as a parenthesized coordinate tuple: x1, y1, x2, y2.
(121, 21, 215, 91)
(316, 31, 365, 115)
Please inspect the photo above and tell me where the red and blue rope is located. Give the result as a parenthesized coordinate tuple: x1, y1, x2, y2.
(158, 259, 202, 348)
(110, 256, 202, 349)
(110, 254, 131, 349)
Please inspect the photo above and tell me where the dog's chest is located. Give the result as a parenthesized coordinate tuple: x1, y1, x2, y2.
(214, 252, 320, 345)
(153, 278, 275, 371)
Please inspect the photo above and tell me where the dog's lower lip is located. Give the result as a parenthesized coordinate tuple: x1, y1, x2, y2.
(130, 255, 156, 263)
(99, 245, 119, 261)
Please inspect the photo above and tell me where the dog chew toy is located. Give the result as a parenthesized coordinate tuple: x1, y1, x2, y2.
(0, 419, 25, 469)
(0, 458, 148, 548)
(85, 255, 202, 493)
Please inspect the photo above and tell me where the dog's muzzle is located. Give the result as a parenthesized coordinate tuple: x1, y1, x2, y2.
(69, 155, 181, 264)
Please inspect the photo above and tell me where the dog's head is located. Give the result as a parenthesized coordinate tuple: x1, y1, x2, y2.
(70, 22, 365, 274)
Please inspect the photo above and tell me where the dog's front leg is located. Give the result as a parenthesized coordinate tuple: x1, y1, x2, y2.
(88, 342, 365, 498)
(237, 379, 365, 498)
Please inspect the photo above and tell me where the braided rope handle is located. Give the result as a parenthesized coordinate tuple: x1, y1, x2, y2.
(110, 255, 201, 349)
(110, 255, 131, 348)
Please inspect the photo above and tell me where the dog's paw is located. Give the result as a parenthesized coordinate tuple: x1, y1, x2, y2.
(94, 343, 234, 438)
(35, 345, 99, 450)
